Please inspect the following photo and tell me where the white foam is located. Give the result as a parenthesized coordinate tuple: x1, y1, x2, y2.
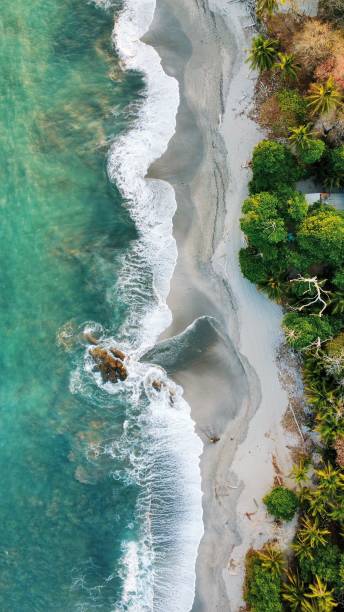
(79, 0, 204, 609)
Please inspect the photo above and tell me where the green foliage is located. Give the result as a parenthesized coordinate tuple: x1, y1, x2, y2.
(283, 313, 333, 350)
(256, 544, 285, 577)
(274, 52, 300, 80)
(299, 544, 344, 595)
(323, 146, 344, 188)
(277, 89, 308, 124)
(297, 207, 344, 268)
(263, 485, 298, 521)
(250, 140, 301, 193)
(241, 192, 287, 250)
(239, 248, 269, 284)
(298, 139, 326, 165)
(256, 0, 281, 17)
(283, 571, 306, 611)
(333, 270, 344, 290)
(307, 78, 342, 116)
(277, 187, 308, 223)
(247, 35, 279, 71)
(244, 553, 283, 612)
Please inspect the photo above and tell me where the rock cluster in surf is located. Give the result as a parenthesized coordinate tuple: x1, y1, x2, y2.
(90, 346, 128, 383)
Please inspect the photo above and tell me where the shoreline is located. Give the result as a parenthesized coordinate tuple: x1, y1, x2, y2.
(145, 0, 300, 609)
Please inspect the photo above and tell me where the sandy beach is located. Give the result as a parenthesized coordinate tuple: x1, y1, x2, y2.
(145, 0, 302, 609)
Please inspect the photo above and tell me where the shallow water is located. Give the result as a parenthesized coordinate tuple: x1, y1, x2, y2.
(0, 1, 203, 610)
(0, 1, 144, 609)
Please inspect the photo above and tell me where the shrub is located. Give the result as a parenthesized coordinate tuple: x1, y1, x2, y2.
(293, 19, 334, 72)
(283, 313, 333, 350)
(259, 91, 308, 138)
(244, 552, 283, 612)
(297, 207, 344, 267)
(239, 248, 269, 284)
(298, 543, 344, 596)
(263, 486, 299, 521)
(323, 145, 344, 188)
(250, 140, 301, 193)
(277, 89, 308, 124)
(297, 139, 326, 165)
(241, 192, 287, 252)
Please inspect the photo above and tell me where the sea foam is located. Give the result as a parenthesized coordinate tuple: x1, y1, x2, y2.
(79, 0, 204, 610)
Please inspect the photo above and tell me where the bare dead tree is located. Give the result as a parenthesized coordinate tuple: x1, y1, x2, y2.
(289, 276, 332, 317)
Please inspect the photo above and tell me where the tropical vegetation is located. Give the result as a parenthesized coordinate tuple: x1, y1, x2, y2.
(243, 0, 344, 609)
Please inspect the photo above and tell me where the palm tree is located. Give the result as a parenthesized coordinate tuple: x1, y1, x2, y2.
(315, 463, 344, 497)
(307, 78, 342, 116)
(316, 406, 344, 444)
(247, 35, 279, 72)
(261, 277, 285, 302)
(283, 571, 306, 611)
(290, 458, 310, 488)
(305, 576, 337, 611)
(275, 52, 300, 80)
(297, 516, 330, 548)
(293, 538, 315, 562)
(257, 543, 284, 576)
(289, 124, 314, 151)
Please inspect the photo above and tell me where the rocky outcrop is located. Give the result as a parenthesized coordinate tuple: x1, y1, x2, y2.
(90, 347, 128, 383)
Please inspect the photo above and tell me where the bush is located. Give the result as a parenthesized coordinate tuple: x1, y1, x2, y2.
(263, 486, 299, 521)
(259, 91, 307, 138)
(283, 313, 333, 350)
(250, 140, 301, 193)
(297, 139, 326, 165)
(244, 553, 283, 612)
(241, 192, 287, 251)
(323, 146, 344, 188)
(277, 89, 308, 124)
(297, 207, 344, 267)
(239, 248, 269, 284)
(298, 543, 344, 596)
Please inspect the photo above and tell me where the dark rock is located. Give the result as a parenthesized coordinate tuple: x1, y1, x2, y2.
(109, 348, 126, 361)
(90, 347, 128, 383)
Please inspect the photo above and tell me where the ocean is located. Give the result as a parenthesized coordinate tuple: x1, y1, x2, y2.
(0, 0, 203, 610)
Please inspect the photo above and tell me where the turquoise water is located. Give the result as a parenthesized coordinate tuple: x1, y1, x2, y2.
(0, 1, 147, 609)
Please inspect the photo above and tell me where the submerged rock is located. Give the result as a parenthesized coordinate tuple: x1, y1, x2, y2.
(90, 347, 127, 383)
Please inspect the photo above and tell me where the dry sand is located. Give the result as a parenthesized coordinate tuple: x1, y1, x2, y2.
(145, 0, 304, 609)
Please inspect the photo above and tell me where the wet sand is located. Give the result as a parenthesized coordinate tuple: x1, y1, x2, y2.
(145, 0, 299, 609)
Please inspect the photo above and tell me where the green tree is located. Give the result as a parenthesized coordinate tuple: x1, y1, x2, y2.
(263, 486, 298, 521)
(240, 192, 287, 251)
(297, 208, 344, 268)
(239, 248, 270, 284)
(247, 35, 279, 72)
(275, 52, 300, 80)
(307, 78, 342, 116)
(283, 313, 333, 350)
(277, 187, 308, 223)
(250, 140, 301, 193)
